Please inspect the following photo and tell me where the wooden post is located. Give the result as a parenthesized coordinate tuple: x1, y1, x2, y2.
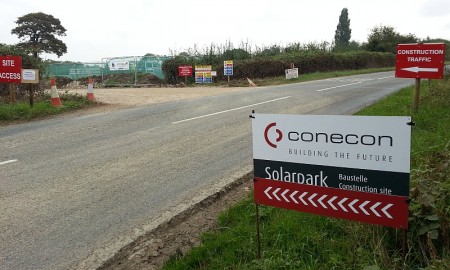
(9, 84, 16, 104)
(255, 203, 261, 259)
(29, 84, 34, 108)
(227, 75, 230, 84)
(413, 78, 420, 112)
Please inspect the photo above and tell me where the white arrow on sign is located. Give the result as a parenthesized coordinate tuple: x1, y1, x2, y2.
(370, 202, 382, 217)
(318, 195, 328, 209)
(401, 67, 439, 73)
(281, 189, 290, 203)
(348, 199, 359, 214)
(273, 188, 281, 201)
(359, 201, 370, 216)
(308, 193, 318, 207)
(264, 187, 273, 200)
(382, 204, 394, 219)
(299, 192, 308, 206)
(290, 190, 299, 204)
(328, 196, 338, 210)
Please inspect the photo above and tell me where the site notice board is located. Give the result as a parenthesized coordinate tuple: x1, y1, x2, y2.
(195, 65, 212, 83)
(252, 114, 411, 229)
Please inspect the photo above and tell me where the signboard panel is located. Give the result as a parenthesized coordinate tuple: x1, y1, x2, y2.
(0, 56, 22, 83)
(195, 65, 212, 83)
(285, 68, 298, 79)
(178, 65, 193, 77)
(195, 65, 212, 72)
(108, 59, 130, 71)
(195, 72, 212, 83)
(21, 69, 39, 83)
(395, 43, 446, 79)
(224, 60, 233, 76)
(252, 114, 411, 228)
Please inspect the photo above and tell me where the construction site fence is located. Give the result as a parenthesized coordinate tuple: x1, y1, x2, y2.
(47, 56, 171, 85)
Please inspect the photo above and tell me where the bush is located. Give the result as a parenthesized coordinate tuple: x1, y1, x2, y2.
(161, 51, 394, 84)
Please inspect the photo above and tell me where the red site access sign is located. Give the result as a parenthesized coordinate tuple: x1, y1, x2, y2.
(178, 65, 193, 77)
(395, 43, 446, 79)
(0, 56, 22, 83)
(254, 177, 409, 229)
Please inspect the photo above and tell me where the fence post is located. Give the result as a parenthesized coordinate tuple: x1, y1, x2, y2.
(134, 56, 138, 86)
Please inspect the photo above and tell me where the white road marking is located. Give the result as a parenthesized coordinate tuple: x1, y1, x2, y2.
(316, 82, 362, 92)
(376, 75, 394, 80)
(0, 159, 18, 166)
(172, 96, 291, 124)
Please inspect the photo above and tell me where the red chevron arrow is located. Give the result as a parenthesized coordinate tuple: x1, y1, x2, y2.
(262, 186, 396, 219)
(254, 177, 409, 229)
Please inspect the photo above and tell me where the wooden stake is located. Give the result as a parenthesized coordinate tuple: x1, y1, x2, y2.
(9, 84, 16, 104)
(29, 84, 34, 108)
(255, 203, 261, 259)
(413, 78, 420, 112)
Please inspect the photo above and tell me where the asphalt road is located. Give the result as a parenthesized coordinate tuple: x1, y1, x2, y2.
(0, 72, 413, 269)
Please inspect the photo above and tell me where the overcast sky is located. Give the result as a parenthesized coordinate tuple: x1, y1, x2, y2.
(1, 0, 449, 62)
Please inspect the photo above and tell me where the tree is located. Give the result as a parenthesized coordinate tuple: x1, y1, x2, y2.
(334, 8, 351, 48)
(364, 25, 418, 54)
(11, 12, 67, 58)
(423, 37, 450, 61)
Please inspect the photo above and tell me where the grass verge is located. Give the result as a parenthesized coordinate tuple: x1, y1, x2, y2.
(0, 92, 95, 125)
(163, 78, 449, 269)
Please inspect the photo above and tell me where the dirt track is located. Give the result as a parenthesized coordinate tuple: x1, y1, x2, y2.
(67, 86, 253, 107)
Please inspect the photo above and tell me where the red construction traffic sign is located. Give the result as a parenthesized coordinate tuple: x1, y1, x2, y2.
(395, 43, 446, 79)
(0, 56, 22, 83)
(254, 177, 409, 229)
(178, 65, 193, 77)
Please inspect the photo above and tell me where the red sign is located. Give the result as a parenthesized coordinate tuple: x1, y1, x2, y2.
(254, 177, 409, 229)
(0, 56, 22, 83)
(178, 65, 193, 77)
(396, 43, 446, 79)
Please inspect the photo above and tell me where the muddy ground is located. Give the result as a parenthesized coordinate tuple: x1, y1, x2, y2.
(99, 173, 253, 270)
(68, 85, 256, 109)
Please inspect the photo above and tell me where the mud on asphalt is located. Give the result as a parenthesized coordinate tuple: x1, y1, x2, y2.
(98, 172, 253, 270)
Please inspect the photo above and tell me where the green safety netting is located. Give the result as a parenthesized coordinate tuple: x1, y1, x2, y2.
(47, 56, 171, 82)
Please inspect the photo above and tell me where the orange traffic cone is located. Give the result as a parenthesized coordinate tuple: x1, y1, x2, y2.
(86, 78, 95, 101)
(50, 79, 62, 107)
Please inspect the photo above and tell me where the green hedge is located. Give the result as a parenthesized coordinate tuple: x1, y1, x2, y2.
(162, 51, 395, 84)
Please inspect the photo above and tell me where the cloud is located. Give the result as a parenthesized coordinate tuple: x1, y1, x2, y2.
(445, 22, 450, 30)
(420, 0, 450, 17)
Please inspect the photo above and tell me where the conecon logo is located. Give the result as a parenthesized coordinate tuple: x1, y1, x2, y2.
(264, 122, 283, 148)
